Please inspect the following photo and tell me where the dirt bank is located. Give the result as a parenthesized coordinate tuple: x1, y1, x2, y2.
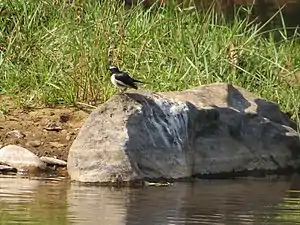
(0, 97, 90, 162)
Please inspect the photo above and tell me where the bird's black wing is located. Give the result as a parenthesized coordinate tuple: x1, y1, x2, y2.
(114, 73, 138, 89)
(124, 72, 144, 83)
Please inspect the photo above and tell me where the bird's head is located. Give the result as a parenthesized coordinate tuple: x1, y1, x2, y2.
(108, 65, 120, 74)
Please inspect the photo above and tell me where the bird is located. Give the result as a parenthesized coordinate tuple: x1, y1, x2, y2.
(108, 65, 144, 92)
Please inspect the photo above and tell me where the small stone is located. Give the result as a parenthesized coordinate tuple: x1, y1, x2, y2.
(9, 117, 19, 122)
(17, 168, 27, 175)
(60, 113, 70, 123)
(26, 140, 42, 147)
(49, 142, 65, 148)
(40, 156, 67, 166)
(6, 130, 26, 139)
(44, 122, 62, 131)
(66, 135, 71, 141)
(0, 165, 17, 173)
(66, 132, 75, 141)
(60, 129, 68, 135)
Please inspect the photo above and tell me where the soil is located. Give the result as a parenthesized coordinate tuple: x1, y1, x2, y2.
(0, 96, 91, 162)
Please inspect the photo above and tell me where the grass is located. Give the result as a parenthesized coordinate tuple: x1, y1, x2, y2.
(0, 0, 299, 127)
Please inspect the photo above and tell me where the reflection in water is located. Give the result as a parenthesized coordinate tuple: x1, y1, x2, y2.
(0, 176, 68, 224)
(1, 175, 300, 224)
(67, 179, 292, 225)
(68, 184, 128, 225)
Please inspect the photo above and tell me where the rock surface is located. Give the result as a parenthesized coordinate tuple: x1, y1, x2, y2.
(67, 83, 300, 183)
(0, 145, 46, 172)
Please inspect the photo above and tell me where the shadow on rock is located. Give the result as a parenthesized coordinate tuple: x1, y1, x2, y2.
(124, 92, 191, 180)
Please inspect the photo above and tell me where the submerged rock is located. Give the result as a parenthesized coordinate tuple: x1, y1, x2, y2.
(0, 145, 46, 172)
(67, 83, 300, 184)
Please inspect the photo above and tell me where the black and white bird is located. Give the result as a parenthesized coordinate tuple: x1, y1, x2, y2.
(108, 65, 144, 91)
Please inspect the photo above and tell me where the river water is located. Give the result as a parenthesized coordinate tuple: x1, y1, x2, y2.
(1, 175, 300, 224)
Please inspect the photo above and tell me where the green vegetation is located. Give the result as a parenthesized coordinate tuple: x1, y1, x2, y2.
(0, 0, 299, 126)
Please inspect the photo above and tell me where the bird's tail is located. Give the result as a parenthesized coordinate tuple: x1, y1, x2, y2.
(133, 79, 147, 84)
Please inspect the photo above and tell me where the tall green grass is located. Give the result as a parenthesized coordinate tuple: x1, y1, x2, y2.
(0, 0, 299, 127)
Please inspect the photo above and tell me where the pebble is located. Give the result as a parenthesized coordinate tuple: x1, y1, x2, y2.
(6, 130, 26, 138)
(26, 140, 42, 147)
(66, 132, 76, 141)
(66, 135, 71, 141)
(8, 117, 19, 122)
(44, 121, 62, 131)
(40, 156, 67, 166)
(49, 142, 65, 148)
(60, 113, 70, 123)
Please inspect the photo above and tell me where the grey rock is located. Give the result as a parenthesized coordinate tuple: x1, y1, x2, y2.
(0, 145, 46, 171)
(67, 83, 300, 183)
(6, 130, 26, 138)
(40, 156, 67, 166)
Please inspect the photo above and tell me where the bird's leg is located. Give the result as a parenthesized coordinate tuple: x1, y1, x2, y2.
(117, 88, 127, 94)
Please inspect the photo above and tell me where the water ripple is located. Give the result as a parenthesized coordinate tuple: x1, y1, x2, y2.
(1, 176, 300, 224)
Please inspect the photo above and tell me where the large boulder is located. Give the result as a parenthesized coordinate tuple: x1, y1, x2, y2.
(67, 83, 300, 184)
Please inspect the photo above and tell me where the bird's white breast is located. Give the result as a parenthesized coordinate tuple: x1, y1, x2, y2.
(111, 74, 127, 88)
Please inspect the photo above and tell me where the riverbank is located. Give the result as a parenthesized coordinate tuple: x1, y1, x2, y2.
(0, 96, 89, 162)
(1, 0, 299, 129)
